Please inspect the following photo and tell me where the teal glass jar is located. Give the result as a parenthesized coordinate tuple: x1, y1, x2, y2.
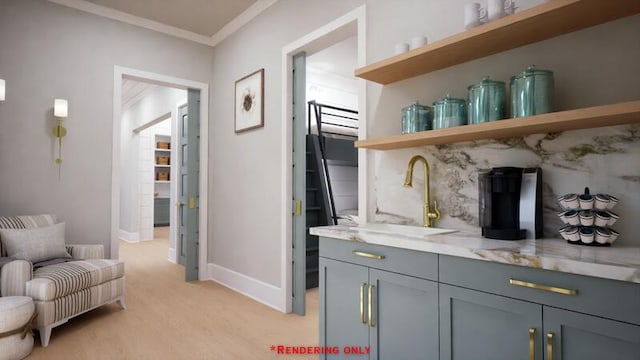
(467, 76, 506, 124)
(401, 101, 432, 134)
(433, 94, 467, 129)
(510, 65, 554, 118)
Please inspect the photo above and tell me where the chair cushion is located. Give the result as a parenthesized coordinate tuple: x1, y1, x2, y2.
(26, 259, 124, 301)
(0, 223, 71, 263)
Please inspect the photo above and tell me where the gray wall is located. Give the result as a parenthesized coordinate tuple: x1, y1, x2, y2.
(0, 0, 213, 256)
(209, 0, 363, 287)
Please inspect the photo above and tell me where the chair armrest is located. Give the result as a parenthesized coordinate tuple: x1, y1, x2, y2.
(1, 259, 32, 296)
(66, 244, 105, 259)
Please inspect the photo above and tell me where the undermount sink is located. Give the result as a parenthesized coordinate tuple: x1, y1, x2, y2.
(350, 223, 457, 237)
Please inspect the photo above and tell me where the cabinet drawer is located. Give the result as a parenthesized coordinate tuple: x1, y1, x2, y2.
(439, 255, 640, 325)
(319, 237, 437, 281)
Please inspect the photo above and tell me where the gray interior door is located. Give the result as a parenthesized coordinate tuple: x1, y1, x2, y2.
(292, 52, 306, 314)
(178, 89, 200, 281)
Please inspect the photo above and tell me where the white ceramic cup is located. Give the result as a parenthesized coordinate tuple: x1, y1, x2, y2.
(394, 42, 410, 55)
(410, 36, 427, 50)
(488, 0, 506, 21)
(464, 3, 487, 29)
(504, 0, 517, 15)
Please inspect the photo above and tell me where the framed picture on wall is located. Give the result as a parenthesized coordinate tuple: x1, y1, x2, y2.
(234, 68, 264, 133)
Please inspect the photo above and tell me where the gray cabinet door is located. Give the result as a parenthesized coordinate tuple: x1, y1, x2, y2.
(544, 307, 640, 360)
(369, 269, 438, 360)
(440, 283, 543, 360)
(320, 257, 370, 360)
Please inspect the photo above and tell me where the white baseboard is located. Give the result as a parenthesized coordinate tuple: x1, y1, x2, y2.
(207, 263, 285, 312)
(118, 229, 140, 243)
(168, 247, 177, 263)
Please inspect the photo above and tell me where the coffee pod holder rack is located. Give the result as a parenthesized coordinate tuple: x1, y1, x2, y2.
(557, 187, 620, 247)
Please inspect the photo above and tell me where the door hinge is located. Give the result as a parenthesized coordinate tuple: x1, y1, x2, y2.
(189, 197, 196, 209)
(294, 199, 302, 216)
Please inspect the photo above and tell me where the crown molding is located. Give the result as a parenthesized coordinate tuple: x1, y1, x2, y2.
(209, 0, 279, 46)
(48, 0, 279, 48)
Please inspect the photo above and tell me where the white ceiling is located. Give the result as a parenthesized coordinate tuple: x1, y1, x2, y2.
(49, 0, 278, 46)
(307, 36, 357, 79)
(122, 78, 157, 110)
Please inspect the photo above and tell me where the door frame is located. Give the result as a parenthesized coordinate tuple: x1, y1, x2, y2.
(280, 5, 367, 312)
(111, 65, 209, 281)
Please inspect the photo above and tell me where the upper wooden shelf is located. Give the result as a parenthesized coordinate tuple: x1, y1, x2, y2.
(355, 100, 640, 150)
(355, 0, 640, 84)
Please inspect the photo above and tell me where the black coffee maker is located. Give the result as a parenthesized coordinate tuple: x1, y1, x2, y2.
(478, 167, 543, 240)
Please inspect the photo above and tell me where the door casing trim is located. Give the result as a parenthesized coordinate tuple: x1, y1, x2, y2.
(111, 65, 209, 281)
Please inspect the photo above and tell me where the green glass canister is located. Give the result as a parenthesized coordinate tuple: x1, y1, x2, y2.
(467, 76, 506, 124)
(510, 65, 554, 118)
(433, 94, 467, 129)
(401, 101, 432, 134)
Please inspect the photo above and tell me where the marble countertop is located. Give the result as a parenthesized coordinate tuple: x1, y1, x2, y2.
(310, 225, 640, 284)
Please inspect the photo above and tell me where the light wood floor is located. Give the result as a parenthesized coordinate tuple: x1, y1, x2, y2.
(28, 227, 318, 359)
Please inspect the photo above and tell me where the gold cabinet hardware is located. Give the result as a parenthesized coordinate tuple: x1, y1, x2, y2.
(176, 201, 184, 208)
(367, 284, 375, 327)
(352, 251, 385, 260)
(360, 283, 366, 324)
(509, 279, 577, 296)
(188, 197, 196, 209)
(294, 199, 302, 216)
(528, 328, 536, 360)
(547, 333, 554, 360)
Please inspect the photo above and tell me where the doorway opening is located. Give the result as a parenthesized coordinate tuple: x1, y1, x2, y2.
(111, 66, 209, 281)
(282, 5, 367, 314)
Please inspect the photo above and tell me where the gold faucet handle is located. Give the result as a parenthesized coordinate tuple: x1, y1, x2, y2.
(431, 199, 441, 220)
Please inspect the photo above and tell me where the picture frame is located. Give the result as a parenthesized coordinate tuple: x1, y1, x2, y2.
(234, 68, 264, 133)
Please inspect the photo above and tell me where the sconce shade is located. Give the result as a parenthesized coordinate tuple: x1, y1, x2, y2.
(54, 99, 68, 117)
(0, 79, 5, 101)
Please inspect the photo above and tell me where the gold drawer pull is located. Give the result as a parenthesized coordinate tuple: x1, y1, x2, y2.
(547, 332, 554, 360)
(509, 279, 577, 296)
(528, 328, 535, 360)
(359, 283, 366, 324)
(352, 251, 385, 260)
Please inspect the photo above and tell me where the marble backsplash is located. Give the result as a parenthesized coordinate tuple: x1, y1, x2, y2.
(373, 124, 640, 246)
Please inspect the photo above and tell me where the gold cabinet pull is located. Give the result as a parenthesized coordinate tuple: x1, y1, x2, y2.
(359, 283, 366, 324)
(352, 251, 385, 260)
(368, 284, 375, 327)
(509, 279, 577, 296)
(547, 333, 554, 360)
(528, 328, 536, 360)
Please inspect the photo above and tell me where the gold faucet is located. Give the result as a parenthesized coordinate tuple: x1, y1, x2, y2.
(404, 155, 441, 227)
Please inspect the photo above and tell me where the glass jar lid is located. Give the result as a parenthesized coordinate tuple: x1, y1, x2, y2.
(467, 76, 505, 90)
(511, 65, 553, 81)
(402, 101, 431, 111)
(433, 94, 465, 106)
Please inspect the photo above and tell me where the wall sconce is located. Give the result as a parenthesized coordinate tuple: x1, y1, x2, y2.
(0, 79, 5, 101)
(53, 99, 68, 167)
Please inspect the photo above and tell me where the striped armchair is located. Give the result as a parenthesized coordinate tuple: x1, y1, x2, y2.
(0, 215, 125, 347)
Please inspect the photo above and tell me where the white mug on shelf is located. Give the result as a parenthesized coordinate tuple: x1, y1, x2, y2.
(394, 42, 410, 55)
(464, 3, 488, 30)
(504, 0, 518, 15)
(488, 0, 506, 21)
(410, 35, 428, 50)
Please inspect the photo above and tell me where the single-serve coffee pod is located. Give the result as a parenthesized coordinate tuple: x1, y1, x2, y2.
(558, 193, 579, 209)
(579, 210, 594, 226)
(594, 194, 610, 210)
(394, 42, 409, 55)
(579, 227, 595, 244)
(464, 3, 487, 30)
(607, 211, 620, 226)
(578, 193, 594, 209)
(607, 195, 619, 209)
(595, 228, 611, 244)
(487, 0, 506, 21)
(410, 36, 427, 50)
(564, 209, 579, 225)
(609, 229, 620, 243)
(594, 211, 611, 227)
(565, 227, 580, 241)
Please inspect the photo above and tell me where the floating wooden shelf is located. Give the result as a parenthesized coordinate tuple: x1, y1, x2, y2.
(355, 101, 640, 150)
(355, 0, 640, 85)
